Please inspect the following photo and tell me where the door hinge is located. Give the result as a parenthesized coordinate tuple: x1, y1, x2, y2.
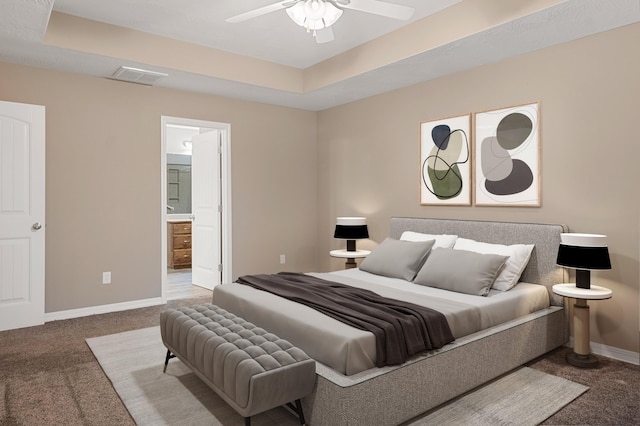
(218, 204, 223, 213)
(218, 264, 223, 272)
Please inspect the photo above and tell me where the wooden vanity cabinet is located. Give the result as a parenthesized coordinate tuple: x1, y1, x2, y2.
(168, 221, 192, 269)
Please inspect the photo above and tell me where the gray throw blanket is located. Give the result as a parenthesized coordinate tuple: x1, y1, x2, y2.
(236, 272, 454, 367)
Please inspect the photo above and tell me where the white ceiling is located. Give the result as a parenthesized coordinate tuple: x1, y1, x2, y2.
(1, 0, 639, 111)
(53, 0, 463, 69)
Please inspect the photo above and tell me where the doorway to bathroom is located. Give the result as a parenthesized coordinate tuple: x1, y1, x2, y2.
(161, 116, 232, 302)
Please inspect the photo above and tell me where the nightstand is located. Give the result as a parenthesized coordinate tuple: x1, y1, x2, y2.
(552, 283, 612, 368)
(329, 249, 370, 269)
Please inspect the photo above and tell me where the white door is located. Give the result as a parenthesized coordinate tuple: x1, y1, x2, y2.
(0, 101, 45, 331)
(191, 131, 220, 290)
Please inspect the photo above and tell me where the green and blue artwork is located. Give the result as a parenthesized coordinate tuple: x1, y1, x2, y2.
(420, 114, 471, 205)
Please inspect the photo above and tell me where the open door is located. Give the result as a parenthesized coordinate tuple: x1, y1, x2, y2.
(0, 101, 45, 331)
(191, 130, 221, 289)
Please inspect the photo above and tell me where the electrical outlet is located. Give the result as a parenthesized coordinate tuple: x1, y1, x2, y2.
(280, 255, 286, 265)
(102, 271, 111, 284)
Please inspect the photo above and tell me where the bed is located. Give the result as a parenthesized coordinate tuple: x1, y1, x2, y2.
(212, 217, 569, 425)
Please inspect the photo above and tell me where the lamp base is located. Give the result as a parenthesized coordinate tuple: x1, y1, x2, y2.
(566, 351, 599, 368)
(576, 269, 591, 289)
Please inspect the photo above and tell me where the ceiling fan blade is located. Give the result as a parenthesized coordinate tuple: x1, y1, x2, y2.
(342, 0, 414, 20)
(225, 1, 290, 24)
(315, 27, 335, 44)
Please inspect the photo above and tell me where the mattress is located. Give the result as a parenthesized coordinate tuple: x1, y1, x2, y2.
(212, 269, 550, 376)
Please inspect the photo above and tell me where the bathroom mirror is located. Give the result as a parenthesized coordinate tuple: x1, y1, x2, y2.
(167, 154, 191, 214)
(166, 124, 198, 216)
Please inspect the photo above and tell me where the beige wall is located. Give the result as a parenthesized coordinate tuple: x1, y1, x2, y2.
(317, 23, 640, 353)
(0, 22, 637, 355)
(0, 62, 318, 312)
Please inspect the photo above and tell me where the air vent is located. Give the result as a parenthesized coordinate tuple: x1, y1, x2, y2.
(111, 66, 168, 86)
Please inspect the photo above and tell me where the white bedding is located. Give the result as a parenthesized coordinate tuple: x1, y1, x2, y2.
(212, 269, 549, 376)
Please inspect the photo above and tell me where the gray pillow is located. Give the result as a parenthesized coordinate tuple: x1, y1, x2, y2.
(413, 248, 508, 296)
(360, 238, 435, 281)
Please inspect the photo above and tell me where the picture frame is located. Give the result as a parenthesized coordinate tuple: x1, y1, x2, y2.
(420, 114, 471, 205)
(474, 102, 540, 207)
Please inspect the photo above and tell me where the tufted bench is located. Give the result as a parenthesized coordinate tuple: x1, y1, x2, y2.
(160, 304, 316, 426)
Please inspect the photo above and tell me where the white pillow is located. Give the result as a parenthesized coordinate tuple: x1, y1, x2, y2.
(452, 237, 534, 291)
(401, 231, 458, 249)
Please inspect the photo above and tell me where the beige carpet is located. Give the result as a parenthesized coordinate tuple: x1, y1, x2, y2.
(87, 327, 589, 426)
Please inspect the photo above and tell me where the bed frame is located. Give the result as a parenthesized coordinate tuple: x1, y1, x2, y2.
(301, 217, 569, 425)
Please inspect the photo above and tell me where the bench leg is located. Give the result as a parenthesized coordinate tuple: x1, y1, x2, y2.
(286, 399, 306, 425)
(163, 349, 175, 373)
(246, 400, 304, 426)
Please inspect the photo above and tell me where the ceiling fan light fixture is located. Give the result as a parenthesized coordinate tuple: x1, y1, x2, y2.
(286, 0, 343, 31)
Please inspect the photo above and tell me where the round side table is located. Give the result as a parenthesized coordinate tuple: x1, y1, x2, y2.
(329, 249, 370, 269)
(552, 283, 612, 368)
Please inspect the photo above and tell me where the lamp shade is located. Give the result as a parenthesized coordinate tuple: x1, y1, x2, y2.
(556, 233, 611, 270)
(334, 217, 369, 240)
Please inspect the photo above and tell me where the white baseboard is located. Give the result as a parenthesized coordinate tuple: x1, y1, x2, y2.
(567, 337, 639, 365)
(45, 297, 164, 322)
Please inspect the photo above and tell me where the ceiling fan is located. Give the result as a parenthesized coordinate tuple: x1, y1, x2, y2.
(225, 0, 415, 44)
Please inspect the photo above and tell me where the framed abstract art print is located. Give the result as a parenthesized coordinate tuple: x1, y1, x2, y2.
(420, 114, 471, 205)
(474, 102, 540, 207)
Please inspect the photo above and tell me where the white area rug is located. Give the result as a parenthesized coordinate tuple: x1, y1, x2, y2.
(87, 326, 588, 426)
(412, 365, 588, 425)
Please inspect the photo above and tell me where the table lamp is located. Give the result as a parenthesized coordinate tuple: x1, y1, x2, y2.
(334, 217, 369, 252)
(554, 233, 612, 368)
(556, 233, 611, 289)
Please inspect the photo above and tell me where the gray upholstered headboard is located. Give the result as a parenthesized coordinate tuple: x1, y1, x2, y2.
(389, 217, 568, 306)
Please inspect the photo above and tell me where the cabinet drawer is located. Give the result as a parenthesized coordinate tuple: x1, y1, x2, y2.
(172, 249, 192, 266)
(173, 235, 192, 249)
(171, 222, 192, 235)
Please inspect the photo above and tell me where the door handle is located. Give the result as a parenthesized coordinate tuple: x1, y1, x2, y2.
(32, 222, 42, 230)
